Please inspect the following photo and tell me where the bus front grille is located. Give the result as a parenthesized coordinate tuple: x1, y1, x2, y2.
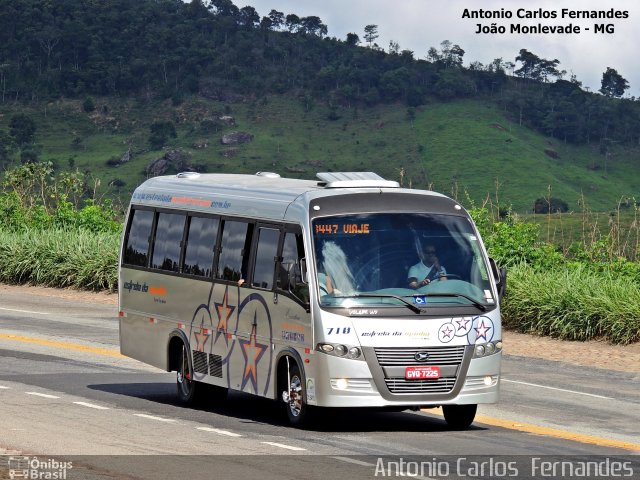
(385, 377, 456, 394)
(373, 345, 466, 395)
(374, 345, 465, 366)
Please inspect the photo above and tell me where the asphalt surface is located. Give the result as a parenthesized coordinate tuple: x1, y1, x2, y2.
(0, 289, 638, 480)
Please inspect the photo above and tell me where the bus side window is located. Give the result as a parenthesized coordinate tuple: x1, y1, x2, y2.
(252, 227, 280, 289)
(216, 220, 253, 282)
(123, 209, 154, 267)
(183, 216, 219, 277)
(151, 212, 186, 272)
(279, 231, 309, 303)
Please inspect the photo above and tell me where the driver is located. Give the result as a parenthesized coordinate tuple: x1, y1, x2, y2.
(408, 244, 447, 289)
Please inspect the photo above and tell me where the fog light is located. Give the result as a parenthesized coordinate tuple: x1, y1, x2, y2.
(475, 345, 485, 357)
(319, 344, 334, 353)
(483, 376, 494, 386)
(334, 378, 348, 390)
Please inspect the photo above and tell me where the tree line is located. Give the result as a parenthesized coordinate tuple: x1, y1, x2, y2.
(0, 0, 638, 156)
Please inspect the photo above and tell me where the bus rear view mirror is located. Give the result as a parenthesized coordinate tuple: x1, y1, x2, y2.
(288, 258, 308, 291)
(489, 258, 507, 300)
(299, 257, 308, 285)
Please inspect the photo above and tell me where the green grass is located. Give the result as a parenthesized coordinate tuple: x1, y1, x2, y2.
(0, 228, 119, 291)
(1, 95, 638, 213)
(502, 263, 640, 344)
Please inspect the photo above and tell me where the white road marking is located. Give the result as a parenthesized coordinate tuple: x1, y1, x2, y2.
(331, 456, 376, 467)
(196, 427, 243, 437)
(0, 386, 10, 389)
(133, 413, 176, 423)
(26, 392, 60, 399)
(261, 442, 306, 451)
(0, 307, 50, 315)
(501, 378, 613, 399)
(73, 401, 110, 410)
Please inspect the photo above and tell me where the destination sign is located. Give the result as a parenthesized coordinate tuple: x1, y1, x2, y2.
(315, 223, 370, 235)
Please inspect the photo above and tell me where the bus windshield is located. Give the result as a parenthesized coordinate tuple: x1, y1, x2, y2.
(312, 213, 494, 310)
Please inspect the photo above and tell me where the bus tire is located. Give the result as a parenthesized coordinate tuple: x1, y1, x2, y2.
(442, 404, 477, 430)
(282, 363, 313, 427)
(177, 343, 199, 405)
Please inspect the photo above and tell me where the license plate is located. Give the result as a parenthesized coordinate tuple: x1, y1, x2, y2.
(405, 366, 440, 380)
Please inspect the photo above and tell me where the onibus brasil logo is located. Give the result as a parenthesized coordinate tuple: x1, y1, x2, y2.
(7, 456, 73, 480)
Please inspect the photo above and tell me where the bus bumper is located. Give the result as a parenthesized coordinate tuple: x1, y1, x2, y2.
(308, 351, 501, 408)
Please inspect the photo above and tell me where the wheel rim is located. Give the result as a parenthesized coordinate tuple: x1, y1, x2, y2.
(288, 374, 303, 417)
(178, 346, 192, 396)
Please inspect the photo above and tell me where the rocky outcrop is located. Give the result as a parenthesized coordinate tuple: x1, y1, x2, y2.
(221, 131, 253, 145)
(145, 149, 194, 177)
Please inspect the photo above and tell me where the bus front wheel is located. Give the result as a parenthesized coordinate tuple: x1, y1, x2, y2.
(442, 404, 477, 429)
(177, 344, 198, 405)
(282, 363, 312, 426)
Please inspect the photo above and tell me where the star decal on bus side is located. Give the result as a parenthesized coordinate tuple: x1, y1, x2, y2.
(194, 324, 210, 352)
(239, 318, 267, 394)
(214, 286, 236, 345)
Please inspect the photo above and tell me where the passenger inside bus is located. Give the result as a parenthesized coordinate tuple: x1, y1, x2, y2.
(407, 243, 448, 289)
(318, 241, 354, 296)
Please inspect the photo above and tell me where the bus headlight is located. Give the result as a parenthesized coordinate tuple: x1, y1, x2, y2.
(334, 344, 348, 356)
(316, 343, 364, 361)
(347, 347, 361, 359)
(473, 340, 502, 358)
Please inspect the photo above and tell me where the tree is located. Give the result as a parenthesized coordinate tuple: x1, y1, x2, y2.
(210, 0, 239, 17)
(515, 49, 542, 80)
(345, 33, 360, 46)
(0, 131, 15, 166)
(9, 114, 36, 146)
(533, 197, 568, 214)
(363, 25, 379, 47)
(82, 96, 95, 112)
(285, 14, 301, 33)
(426, 47, 441, 63)
(238, 6, 259, 28)
(268, 10, 285, 30)
(149, 121, 177, 149)
(300, 16, 327, 37)
(440, 40, 464, 68)
(599, 67, 629, 98)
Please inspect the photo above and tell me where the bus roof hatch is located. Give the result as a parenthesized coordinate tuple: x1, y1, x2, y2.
(316, 172, 400, 189)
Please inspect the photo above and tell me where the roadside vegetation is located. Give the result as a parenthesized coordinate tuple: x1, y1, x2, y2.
(0, 162, 121, 291)
(470, 202, 640, 344)
(0, 163, 637, 344)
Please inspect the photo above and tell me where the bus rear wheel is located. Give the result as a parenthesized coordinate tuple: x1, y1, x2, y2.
(442, 404, 477, 430)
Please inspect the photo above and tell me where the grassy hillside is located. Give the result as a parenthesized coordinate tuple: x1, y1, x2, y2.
(1, 95, 638, 212)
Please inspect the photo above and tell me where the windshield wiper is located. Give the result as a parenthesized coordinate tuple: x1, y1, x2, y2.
(414, 293, 487, 311)
(332, 294, 422, 314)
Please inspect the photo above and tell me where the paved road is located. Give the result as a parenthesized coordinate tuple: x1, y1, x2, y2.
(0, 289, 638, 479)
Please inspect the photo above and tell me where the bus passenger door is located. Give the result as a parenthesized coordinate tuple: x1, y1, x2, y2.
(227, 223, 277, 397)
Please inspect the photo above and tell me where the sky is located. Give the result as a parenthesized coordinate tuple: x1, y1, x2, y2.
(240, 0, 639, 95)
